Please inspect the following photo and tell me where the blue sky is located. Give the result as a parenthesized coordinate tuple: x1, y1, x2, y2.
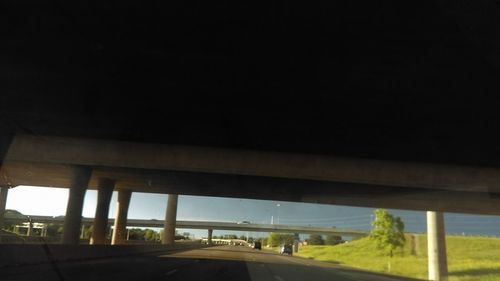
(6, 186, 500, 239)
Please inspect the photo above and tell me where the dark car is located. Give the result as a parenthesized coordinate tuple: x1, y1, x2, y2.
(253, 241, 262, 250)
(279, 244, 293, 255)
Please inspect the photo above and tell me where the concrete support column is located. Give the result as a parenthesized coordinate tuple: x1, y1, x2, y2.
(90, 178, 115, 245)
(208, 229, 213, 245)
(0, 187, 9, 229)
(293, 240, 299, 253)
(427, 211, 448, 281)
(80, 225, 86, 239)
(111, 189, 132, 245)
(293, 233, 299, 253)
(62, 166, 92, 244)
(162, 194, 178, 245)
(26, 219, 33, 236)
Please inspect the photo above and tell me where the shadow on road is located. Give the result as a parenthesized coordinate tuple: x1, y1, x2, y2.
(2, 246, 425, 281)
(449, 267, 500, 277)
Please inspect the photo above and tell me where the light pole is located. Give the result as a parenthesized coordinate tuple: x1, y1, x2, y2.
(276, 203, 281, 225)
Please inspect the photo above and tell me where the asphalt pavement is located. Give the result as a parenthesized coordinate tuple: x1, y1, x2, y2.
(0, 245, 422, 281)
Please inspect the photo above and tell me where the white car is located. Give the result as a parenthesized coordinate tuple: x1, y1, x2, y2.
(279, 244, 293, 255)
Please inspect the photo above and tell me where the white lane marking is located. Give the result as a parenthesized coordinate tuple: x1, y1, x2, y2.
(165, 269, 178, 276)
(274, 275, 285, 281)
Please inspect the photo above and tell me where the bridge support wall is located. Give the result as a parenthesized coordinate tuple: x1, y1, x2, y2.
(91, 178, 115, 244)
(111, 189, 131, 245)
(61, 166, 92, 244)
(162, 194, 178, 245)
(0, 187, 9, 228)
(207, 229, 213, 245)
(427, 211, 448, 281)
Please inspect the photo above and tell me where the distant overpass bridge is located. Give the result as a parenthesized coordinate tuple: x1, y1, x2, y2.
(6, 215, 368, 238)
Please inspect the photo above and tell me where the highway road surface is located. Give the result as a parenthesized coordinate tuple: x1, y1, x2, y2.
(1, 245, 421, 281)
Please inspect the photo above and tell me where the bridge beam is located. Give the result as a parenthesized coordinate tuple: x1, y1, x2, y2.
(427, 211, 448, 281)
(90, 178, 115, 244)
(111, 189, 131, 245)
(61, 166, 92, 244)
(0, 187, 9, 228)
(162, 194, 178, 245)
(7, 134, 500, 195)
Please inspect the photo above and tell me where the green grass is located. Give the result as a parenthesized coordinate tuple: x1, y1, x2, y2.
(295, 235, 500, 281)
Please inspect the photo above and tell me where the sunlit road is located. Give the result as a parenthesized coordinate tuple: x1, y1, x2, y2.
(1, 245, 420, 281)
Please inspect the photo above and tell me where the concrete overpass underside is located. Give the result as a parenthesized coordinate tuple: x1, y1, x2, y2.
(2, 2, 500, 279)
(0, 135, 484, 280)
(1, 135, 499, 215)
(2, 160, 499, 215)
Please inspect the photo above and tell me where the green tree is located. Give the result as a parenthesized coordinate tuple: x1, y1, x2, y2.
(308, 234, 324, 245)
(325, 234, 342, 245)
(46, 223, 62, 237)
(175, 234, 186, 240)
(128, 228, 145, 240)
(370, 209, 405, 271)
(269, 233, 281, 246)
(261, 237, 268, 246)
(268, 233, 295, 246)
(282, 234, 295, 245)
(144, 229, 157, 241)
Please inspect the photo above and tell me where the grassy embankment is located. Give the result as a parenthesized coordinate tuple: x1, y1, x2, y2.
(295, 235, 500, 281)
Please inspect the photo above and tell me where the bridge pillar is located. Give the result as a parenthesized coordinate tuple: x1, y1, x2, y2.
(26, 218, 33, 236)
(62, 166, 92, 244)
(0, 187, 9, 228)
(162, 194, 178, 245)
(293, 241, 299, 253)
(90, 178, 115, 245)
(293, 233, 300, 253)
(80, 224, 86, 239)
(208, 229, 213, 245)
(427, 211, 448, 281)
(111, 189, 131, 245)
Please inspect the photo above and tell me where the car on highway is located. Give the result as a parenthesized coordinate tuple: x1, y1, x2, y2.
(237, 221, 251, 224)
(252, 241, 262, 250)
(279, 244, 293, 255)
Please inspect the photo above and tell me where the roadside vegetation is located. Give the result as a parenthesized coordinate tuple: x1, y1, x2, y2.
(295, 209, 500, 281)
(296, 234, 500, 281)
